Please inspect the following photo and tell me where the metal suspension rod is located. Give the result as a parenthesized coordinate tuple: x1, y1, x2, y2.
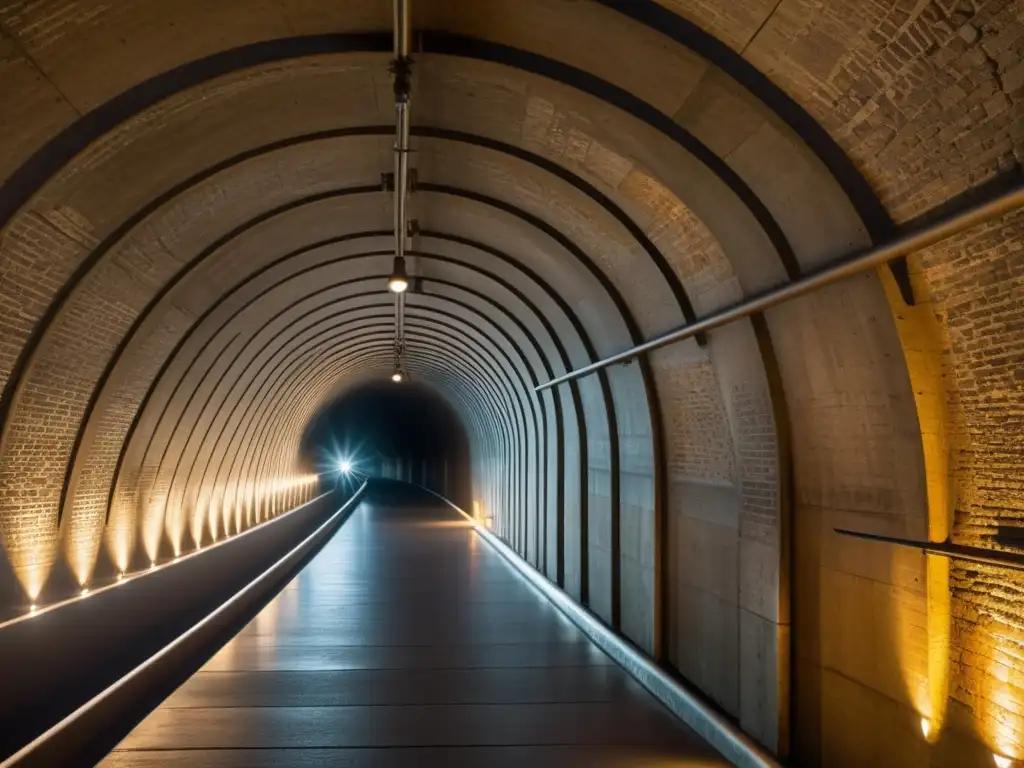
(535, 181, 1024, 392)
(397, 291, 406, 344)
(393, 0, 410, 58)
(392, 0, 412, 266)
(394, 294, 402, 346)
(391, 0, 412, 374)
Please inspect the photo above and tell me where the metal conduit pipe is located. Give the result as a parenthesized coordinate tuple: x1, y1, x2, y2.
(536, 181, 1024, 392)
(390, 0, 412, 377)
(393, 293, 403, 366)
(392, 18, 411, 266)
(398, 288, 406, 343)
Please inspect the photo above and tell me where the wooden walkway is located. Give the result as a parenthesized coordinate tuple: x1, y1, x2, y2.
(101, 483, 730, 767)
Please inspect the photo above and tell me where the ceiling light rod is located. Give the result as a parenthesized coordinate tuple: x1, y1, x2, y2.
(392, 336, 406, 384)
(388, 0, 413, 295)
(393, 291, 406, 350)
(398, 286, 406, 340)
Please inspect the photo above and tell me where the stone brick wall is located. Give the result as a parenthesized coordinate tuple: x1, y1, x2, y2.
(914, 208, 1024, 755)
(660, 359, 736, 481)
(0, 1, 1019, 765)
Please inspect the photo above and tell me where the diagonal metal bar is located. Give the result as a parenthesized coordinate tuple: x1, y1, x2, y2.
(535, 180, 1024, 392)
(835, 528, 1024, 573)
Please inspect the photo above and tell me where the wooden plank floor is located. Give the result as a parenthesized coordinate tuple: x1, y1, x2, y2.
(101, 483, 731, 767)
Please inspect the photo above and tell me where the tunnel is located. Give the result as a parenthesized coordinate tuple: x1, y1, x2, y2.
(299, 380, 473, 506)
(0, 0, 1021, 766)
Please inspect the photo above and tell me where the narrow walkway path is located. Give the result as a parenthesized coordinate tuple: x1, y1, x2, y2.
(102, 482, 730, 766)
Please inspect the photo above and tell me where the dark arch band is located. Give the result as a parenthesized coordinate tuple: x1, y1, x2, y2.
(0, 28, 830, 441)
(98, 234, 607, 545)
(126, 292, 546, 542)
(68, 179, 645, 500)
(5, 123, 696, 466)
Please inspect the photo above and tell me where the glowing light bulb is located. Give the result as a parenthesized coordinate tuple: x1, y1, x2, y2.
(29, 604, 37, 614)
(387, 256, 409, 293)
(994, 755, 1014, 768)
(339, 459, 353, 474)
(391, 371, 404, 383)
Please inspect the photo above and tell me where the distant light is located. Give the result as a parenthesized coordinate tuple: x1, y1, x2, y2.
(339, 459, 353, 474)
(994, 755, 1014, 768)
(29, 604, 37, 614)
(391, 371, 404, 383)
(920, 718, 931, 738)
(80, 588, 90, 597)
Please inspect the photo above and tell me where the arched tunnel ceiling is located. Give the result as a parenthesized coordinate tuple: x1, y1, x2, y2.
(0, 0, 1022, 762)
(0, 3, 1011, 564)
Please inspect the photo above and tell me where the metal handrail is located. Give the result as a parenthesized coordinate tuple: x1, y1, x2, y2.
(835, 528, 1024, 572)
(536, 182, 1024, 392)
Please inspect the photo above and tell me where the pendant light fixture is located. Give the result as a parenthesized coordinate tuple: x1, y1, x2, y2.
(387, 255, 409, 293)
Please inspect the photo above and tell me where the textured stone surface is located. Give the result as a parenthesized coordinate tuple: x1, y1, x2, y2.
(0, 1, 1018, 765)
(912, 207, 1024, 756)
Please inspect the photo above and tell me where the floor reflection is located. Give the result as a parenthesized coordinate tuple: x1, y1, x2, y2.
(105, 484, 730, 766)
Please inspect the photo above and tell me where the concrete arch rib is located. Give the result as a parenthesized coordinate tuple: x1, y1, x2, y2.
(62, 175, 636, 522)
(103, 243, 583, 507)
(105, 236, 591, 584)
(49, 108, 696, 536)
(102, 247, 573, 548)
(151, 290, 540, 548)
(188, 274, 562, 559)
(0, 1, 1005, 765)
(0, 72, 820, 652)
(130, 300, 535, 562)
(219, 309, 536, 561)
(66, 177, 647, 573)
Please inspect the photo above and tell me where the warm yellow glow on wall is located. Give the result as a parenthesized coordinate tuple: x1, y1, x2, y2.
(983, 656, 1022, 766)
(163, 492, 186, 559)
(4, 469, 318, 606)
(62, 498, 107, 588)
(189, 497, 206, 552)
(243, 482, 254, 529)
(141, 489, 165, 563)
(219, 485, 233, 539)
(105, 488, 136, 573)
(206, 494, 220, 543)
(880, 266, 953, 735)
(235, 488, 245, 535)
(0, 503, 58, 600)
(19, 543, 55, 602)
(252, 485, 262, 524)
